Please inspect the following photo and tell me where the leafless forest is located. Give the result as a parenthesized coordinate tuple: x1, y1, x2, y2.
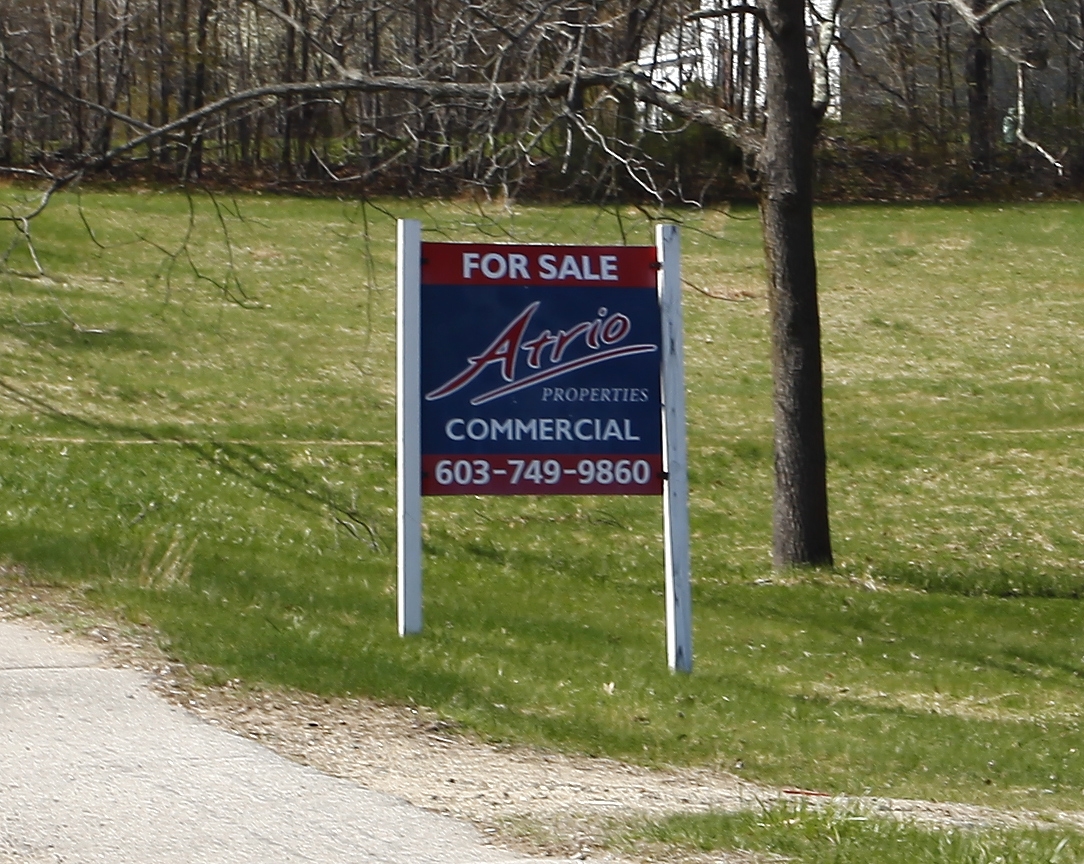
(0, 0, 1081, 200)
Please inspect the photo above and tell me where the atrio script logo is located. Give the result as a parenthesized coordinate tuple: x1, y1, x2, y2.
(426, 301, 658, 406)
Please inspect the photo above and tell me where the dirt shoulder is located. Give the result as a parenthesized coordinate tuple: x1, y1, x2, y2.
(4, 577, 1084, 863)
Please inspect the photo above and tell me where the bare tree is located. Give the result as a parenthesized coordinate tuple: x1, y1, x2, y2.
(836, 0, 1074, 180)
(759, 0, 834, 567)
(945, 0, 1068, 173)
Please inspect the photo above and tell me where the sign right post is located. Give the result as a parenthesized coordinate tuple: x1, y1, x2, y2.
(657, 223, 692, 673)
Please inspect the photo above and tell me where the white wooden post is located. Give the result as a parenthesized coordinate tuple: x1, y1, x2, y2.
(397, 219, 423, 635)
(657, 223, 692, 672)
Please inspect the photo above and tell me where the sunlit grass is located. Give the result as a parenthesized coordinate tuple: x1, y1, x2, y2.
(1, 188, 1084, 813)
(629, 804, 1084, 864)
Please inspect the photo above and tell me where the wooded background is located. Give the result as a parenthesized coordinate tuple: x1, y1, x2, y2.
(1, 0, 1080, 200)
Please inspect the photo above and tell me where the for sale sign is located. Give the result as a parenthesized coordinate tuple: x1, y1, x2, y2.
(397, 221, 690, 670)
(419, 243, 663, 495)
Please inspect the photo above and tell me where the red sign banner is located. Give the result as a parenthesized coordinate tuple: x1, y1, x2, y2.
(422, 243, 658, 288)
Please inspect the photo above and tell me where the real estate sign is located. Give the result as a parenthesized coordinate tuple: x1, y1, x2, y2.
(419, 242, 663, 496)
(397, 221, 691, 671)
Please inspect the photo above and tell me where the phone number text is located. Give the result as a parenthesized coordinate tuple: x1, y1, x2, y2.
(421, 454, 663, 496)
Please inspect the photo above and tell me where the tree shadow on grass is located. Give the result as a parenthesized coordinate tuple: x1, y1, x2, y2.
(0, 319, 167, 354)
(0, 378, 385, 550)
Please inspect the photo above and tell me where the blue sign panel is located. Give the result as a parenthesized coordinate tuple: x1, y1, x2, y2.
(420, 243, 663, 495)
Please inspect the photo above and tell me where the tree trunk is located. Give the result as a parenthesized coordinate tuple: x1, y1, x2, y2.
(281, 0, 296, 174)
(0, 59, 11, 164)
(965, 19, 993, 171)
(73, 0, 87, 154)
(189, 0, 212, 177)
(932, 4, 948, 155)
(757, 0, 833, 569)
(615, 0, 653, 176)
(157, 0, 172, 164)
(93, 0, 108, 154)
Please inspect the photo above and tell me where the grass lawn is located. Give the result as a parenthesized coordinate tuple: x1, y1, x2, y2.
(630, 804, 1084, 864)
(2, 188, 1084, 844)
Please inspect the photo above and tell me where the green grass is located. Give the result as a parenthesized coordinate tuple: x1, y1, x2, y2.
(630, 805, 1084, 864)
(2, 188, 1084, 815)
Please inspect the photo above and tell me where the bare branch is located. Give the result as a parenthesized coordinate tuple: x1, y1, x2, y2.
(943, 0, 1032, 31)
(0, 174, 75, 223)
(0, 167, 54, 180)
(8, 59, 763, 186)
(614, 65, 765, 153)
(811, 0, 844, 117)
(687, 5, 766, 23)
(1013, 63, 1064, 175)
(2, 52, 156, 134)
(245, 0, 353, 80)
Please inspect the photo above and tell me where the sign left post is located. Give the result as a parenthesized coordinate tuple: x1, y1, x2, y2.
(397, 219, 423, 635)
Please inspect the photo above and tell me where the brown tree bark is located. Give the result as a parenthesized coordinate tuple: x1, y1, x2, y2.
(965, 14, 993, 171)
(280, 0, 296, 174)
(72, 0, 87, 154)
(0, 56, 11, 164)
(757, 0, 833, 569)
(190, 0, 213, 177)
(614, 0, 659, 170)
(157, 0, 173, 164)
